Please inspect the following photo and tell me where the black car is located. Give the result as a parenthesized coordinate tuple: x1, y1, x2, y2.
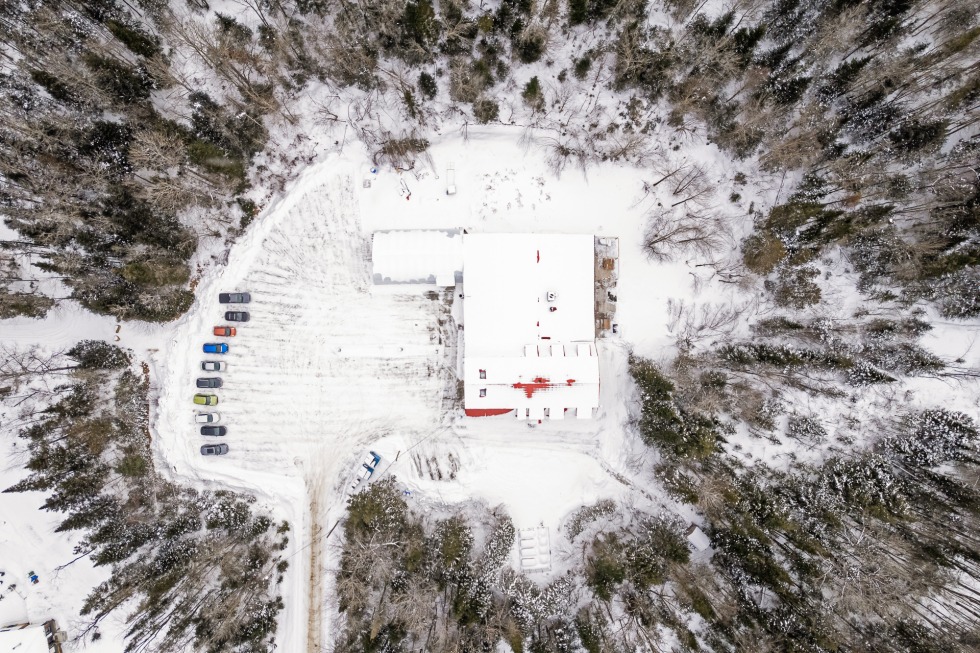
(225, 311, 250, 322)
(196, 377, 223, 389)
(201, 425, 227, 436)
(201, 443, 229, 455)
(219, 292, 251, 304)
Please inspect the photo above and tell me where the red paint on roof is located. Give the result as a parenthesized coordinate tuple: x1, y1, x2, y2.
(513, 377, 555, 398)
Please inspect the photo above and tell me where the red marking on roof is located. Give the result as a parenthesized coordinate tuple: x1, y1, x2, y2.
(566, 379, 576, 386)
(536, 250, 540, 263)
(466, 408, 513, 417)
(513, 377, 553, 398)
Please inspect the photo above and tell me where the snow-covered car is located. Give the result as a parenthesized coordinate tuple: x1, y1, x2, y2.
(196, 377, 223, 389)
(350, 464, 373, 490)
(201, 361, 226, 372)
(213, 326, 236, 337)
(195, 412, 220, 424)
(193, 394, 218, 406)
(225, 311, 250, 322)
(200, 443, 229, 456)
(219, 292, 251, 304)
(201, 425, 227, 436)
(203, 343, 228, 354)
(362, 451, 381, 470)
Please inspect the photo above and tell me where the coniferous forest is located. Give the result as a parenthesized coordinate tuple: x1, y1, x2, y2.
(1, 0, 979, 651)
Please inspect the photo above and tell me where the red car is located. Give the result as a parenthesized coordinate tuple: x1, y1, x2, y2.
(213, 326, 236, 337)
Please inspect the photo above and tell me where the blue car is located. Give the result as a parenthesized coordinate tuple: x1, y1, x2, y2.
(203, 343, 228, 354)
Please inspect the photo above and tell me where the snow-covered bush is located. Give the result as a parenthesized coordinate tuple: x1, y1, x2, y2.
(890, 409, 979, 468)
(786, 414, 828, 443)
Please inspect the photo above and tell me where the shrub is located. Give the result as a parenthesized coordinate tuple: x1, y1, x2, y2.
(891, 409, 978, 467)
(787, 415, 828, 443)
(522, 76, 544, 110)
(120, 260, 191, 286)
(400, 0, 440, 57)
(742, 231, 786, 274)
(586, 534, 625, 600)
(473, 97, 499, 123)
(67, 341, 131, 370)
(574, 55, 592, 80)
(83, 54, 153, 105)
(767, 265, 822, 309)
(515, 24, 547, 63)
(418, 71, 438, 99)
(105, 19, 161, 57)
(237, 197, 259, 229)
(0, 291, 54, 319)
(630, 356, 718, 459)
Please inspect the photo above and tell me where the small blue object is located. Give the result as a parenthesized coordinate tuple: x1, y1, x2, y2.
(370, 167, 378, 174)
(403, 490, 412, 496)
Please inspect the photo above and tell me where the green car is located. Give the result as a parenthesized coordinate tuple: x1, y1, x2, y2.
(193, 394, 218, 406)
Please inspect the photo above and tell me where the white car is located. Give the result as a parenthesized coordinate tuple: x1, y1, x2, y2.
(350, 465, 372, 490)
(195, 412, 220, 424)
(202, 361, 227, 372)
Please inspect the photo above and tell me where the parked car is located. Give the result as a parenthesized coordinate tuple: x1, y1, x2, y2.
(196, 377, 223, 389)
(201, 425, 227, 436)
(203, 343, 228, 354)
(350, 464, 373, 490)
(201, 361, 226, 372)
(362, 451, 381, 471)
(193, 394, 218, 406)
(201, 443, 229, 456)
(213, 326, 236, 337)
(225, 311, 250, 322)
(195, 412, 220, 423)
(219, 292, 251, 304)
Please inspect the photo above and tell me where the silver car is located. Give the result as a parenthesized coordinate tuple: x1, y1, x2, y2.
(202, 361, 227, 372)
(195, 412, 220, 424)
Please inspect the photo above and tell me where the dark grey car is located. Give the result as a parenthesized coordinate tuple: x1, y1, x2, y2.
(219, 292, 251, 303)
(196, 377, 223, 388)
(225, 311, 250, 322)
(201, 443, 229, 455)
(201, 425, 227, 436)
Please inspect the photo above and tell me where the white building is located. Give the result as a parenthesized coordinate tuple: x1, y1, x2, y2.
(371, 231, 600, 420)
(462, 234, 598, 419)
(0, 620, 63, 653)
(371, 230, 462, 287)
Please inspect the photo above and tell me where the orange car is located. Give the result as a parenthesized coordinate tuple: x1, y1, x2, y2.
(213, 326, 236, 337)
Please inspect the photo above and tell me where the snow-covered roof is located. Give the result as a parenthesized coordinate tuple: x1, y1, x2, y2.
(0, 623, 52, 653)
(463, 234, 595, 357)
(462, 234, 599, 418)
(372, 230, 462, 286)
(464, 344, 599, 417)
(686, 525, 711, 551)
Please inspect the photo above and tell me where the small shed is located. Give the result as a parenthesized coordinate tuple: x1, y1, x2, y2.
(685, 524, 711, 552)
(372, 230, 462, 286)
